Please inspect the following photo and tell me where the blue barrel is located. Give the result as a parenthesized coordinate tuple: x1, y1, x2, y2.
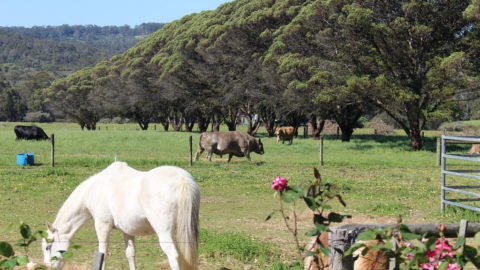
(16, 153, 34, 166)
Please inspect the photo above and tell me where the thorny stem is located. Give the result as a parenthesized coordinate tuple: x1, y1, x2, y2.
(279, 195, 303, 257)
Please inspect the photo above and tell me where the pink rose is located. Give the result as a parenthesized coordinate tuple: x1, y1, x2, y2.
(271, 176, 288, 191)
(446, 263, 461, 270)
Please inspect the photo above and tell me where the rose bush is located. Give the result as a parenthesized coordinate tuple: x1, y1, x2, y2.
(346, 222, 480, 269)
(266, 168, 347, 262)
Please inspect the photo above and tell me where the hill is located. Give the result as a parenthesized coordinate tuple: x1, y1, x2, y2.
(0, 23, 165, 87)
(1, 23, 165, 55)
(0, 29, 110, 87)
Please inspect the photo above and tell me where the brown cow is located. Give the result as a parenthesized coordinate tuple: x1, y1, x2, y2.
(304, 232, 388, 270)
(275, 126, 295, 145)
(195, 131, 264, 162)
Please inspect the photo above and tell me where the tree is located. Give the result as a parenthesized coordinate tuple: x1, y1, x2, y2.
(0, 79, 27, 121)
(45, 67, 103, 130)
(319, 0, 479, 150)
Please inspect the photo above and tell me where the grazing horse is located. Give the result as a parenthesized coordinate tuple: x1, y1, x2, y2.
(41, 162, 200, 270)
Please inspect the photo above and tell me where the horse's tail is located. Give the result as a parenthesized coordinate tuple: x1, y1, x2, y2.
(176, 174, 200, 270)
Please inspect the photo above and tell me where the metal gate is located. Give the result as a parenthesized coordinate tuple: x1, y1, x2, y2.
(441, 135, 480, 212)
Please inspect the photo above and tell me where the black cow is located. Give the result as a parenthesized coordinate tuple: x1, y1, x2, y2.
(14, 125, 49, 140)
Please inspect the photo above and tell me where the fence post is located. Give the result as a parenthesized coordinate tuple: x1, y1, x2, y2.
(329, 227, 356, 270)
(91, 251, 104, 270)
(319, 136, 324, 166)
(50, 134, 55, 167)
(304, 125, 307, 138)
(189, 135, 193, 166)
(436, 137, 441, 166)
(459, 219, 468, 238)
(389, 237, 398, 270)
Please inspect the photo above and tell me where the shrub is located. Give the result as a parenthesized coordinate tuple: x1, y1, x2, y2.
(23, 111, 54, 123)
(367, 116, 396, 135)
(98, 118, 111, 124)
(439, 122, 478, 133)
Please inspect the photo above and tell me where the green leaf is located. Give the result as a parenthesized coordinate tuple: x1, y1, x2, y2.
(464, 245, 478, 259)
(306, 228, 319, 236)
(438, 261, 448, 270)
(319, 245, 330, 257)
(61, 251, 74, 258)
(345, 242, 366, 256)
(356, 230, 377, 241)
(282, 187, 302, 203)
(453, 236, 465, 249)
(0, 242, 14, 257)
(398, 224, 412, 233)
(475, 232, 480, 249)
(265, 212, 275, 221)
(470, 256, 480, 268)
(306, 250, 318, 257)
(0, 258, 18, 268)
(15, 255, 28, 266)
(303, 196, 319, 211)
(401, 232, 422, 241)
(19, 223, 31, 239)
(314, 222, 329, 233)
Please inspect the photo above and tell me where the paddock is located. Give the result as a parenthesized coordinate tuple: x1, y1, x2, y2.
(1, 122, 479, 269)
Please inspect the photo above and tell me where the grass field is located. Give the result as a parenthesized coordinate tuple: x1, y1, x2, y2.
(1, 122, 480, 269)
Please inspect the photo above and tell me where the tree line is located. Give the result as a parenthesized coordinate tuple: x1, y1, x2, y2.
(9, 0, 480, 150)
(1, 23, 165, 55)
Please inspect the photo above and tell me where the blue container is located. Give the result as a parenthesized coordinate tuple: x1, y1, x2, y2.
(17, 153, 34, 166)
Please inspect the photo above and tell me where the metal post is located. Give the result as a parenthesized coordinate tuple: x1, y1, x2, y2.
(189, 136, 193, 166)
(50, 134, 55, 167)
(436, 137, 441, 166)
(320, 136, 324, 166)
(441, 135, 446, 213)
(91, 252, 104, 270)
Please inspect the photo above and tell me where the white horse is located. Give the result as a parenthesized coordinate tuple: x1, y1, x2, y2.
(41, 161, 200, 270)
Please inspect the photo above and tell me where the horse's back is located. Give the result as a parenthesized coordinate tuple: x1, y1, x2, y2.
(88, 162, 199, 236)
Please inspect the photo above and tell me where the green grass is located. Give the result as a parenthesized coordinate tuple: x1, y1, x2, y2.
(1, 122, 480, 269)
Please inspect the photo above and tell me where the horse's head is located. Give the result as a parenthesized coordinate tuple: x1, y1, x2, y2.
(42, 222, 69, 269)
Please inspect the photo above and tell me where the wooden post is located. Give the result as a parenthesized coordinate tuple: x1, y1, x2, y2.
(459, 219, 468, 238)
(189, 135, 193, 166)
(154, 124, 156, 131)
(421, 131, 424, 147)
(304, 126, 307, 138)
(436, 137, 441, 166)
(50, 134, 55, 167)
(319, 136, 324, 166)
(389, 237, 398, 270)
(91, 252, 104, 270)
(329, 227, 356, 270)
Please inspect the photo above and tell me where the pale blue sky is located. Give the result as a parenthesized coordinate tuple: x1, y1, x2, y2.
(0, 0, 232, 27)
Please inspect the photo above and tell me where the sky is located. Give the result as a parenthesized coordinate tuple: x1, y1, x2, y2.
(0, 0, 232, 27)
